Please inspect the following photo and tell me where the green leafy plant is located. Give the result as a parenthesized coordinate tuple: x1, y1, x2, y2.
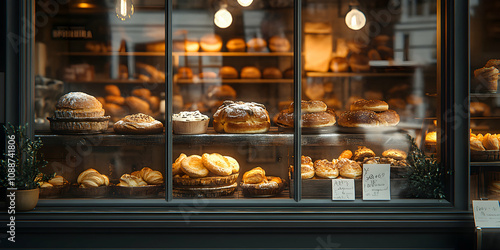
(0, 123, 48, 190)
(405, 135, 446, 199)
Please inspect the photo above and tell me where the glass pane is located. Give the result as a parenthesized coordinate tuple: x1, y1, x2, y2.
(299, 0, 443, 202)
(34, 1, 166, 199)
(470, 0, 500, 202)
(171, 0, 294, 200)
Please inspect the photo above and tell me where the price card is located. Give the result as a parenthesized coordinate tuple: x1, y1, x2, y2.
(473, 200, 500, 228)
(332, 179, 355, 201)
(362, 164, 390, 200)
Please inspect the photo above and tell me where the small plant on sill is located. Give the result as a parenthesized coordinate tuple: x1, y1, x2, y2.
(0, 123, 49, 190)
(405, 135, 446, 199)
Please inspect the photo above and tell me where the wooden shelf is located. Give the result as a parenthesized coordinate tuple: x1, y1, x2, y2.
(306, 72, 414, 77)
(65, 79, 165, 84)
(175, 79, 294, 84)
(470, 93, 500, 98)
(57, 52, 165, 56)
(173, 52, 294, 57)
(470, 162, 500, 167)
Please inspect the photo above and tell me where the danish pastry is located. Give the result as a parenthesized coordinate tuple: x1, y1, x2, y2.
(301, 156, 315, 179)
(314, 159, 339, 179)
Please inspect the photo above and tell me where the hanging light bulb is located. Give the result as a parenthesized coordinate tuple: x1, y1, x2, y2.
(116, 0, 134, 21)
(345, 7, 366, 30)
(237, 0, 253, 7)
(214, 5, 232, 28)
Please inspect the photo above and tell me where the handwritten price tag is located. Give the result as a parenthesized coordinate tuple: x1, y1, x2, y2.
(332, 179, 355, 200)
(362, 164, 390, 200)
(473, 200, 500, 228)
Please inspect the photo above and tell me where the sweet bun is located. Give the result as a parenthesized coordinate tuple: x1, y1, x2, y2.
(173, 153, 187, 176)
(353, 146, 376, 161)
(262, 67, 283, 79)
(125, 96, 150, 114)
(240, 66, 261, 79)
(337, 159, 362, 179)
(132, 88, 152, 100)
(185, 40, 200, 52)
(213, 101, 271, 133)
(243, 167, 266, 184)
(377, 110, 400, 126)
(55, 92, 105, 118)
(247, 38, 267, 52)
(199, 71, 218, 79)
(226, 38, 246, 52)
(224, 156, 240, 174)
(350, 99, 389, 112)
(337, 110, 379, 127)
(219, 66, 239, 79)
(269, 36, 290, 52)
(301, 156, 315, 179)
(113, 113, 163, 134)
(314, 159, 339, 179)
(105, 95, 125, 106)
(382, 149, 407, 161)
(177, 67, 193, 79)
(330, 57, 349, 72)
(202, 153, 232, 176)
(105, 85, 121, 96)
(181, 155, 209, 178)
(338, 150, 353, 160)
(200, 34, 223, 52)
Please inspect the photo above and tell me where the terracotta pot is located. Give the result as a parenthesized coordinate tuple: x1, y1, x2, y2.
(13, 189, 39, 211)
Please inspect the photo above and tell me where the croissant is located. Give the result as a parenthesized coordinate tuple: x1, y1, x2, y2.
(482, 133, 499, 150)
(242, 167, 266, 184)
(470, 137, 486, 151)
(136, 167, 164, 185)
(77, 168, 109, 188)
(40, 182, 54, 188)
(117, 174, 147, 187)
(48, 175, 68, 186)
(172, 154, 187, 176)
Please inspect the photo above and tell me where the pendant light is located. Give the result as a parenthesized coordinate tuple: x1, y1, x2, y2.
(116, 0, 134, 21)
(237, 0, 253, 7)
(345, 0, 366, 30)
(214, 4, 233, 28)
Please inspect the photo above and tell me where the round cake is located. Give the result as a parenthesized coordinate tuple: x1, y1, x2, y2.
(172, 111, 209, 135)
(213, 100, 270, 134)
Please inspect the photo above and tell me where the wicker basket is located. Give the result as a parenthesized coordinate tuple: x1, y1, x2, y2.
(470, 150, 500, 162)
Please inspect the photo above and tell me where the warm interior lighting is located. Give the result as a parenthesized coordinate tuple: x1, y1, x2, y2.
(76, 3, 93, 8)
(116, 0, 134, 21)
(214, 5, 232, 28)
(237, 0, 253, 7)
(345, 8, 366, 30)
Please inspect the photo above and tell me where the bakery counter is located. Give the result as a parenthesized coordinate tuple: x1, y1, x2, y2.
(37, 130, 165, 146)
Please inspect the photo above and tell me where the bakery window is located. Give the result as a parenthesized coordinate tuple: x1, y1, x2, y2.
(30, 0, 452, 205)
(470, 0, 500, 203)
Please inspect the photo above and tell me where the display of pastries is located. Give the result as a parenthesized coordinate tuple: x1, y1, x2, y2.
(213, 101, 271, 134)
(77, 169, 109, 188)
(172, 111, 209, 134)
(276, 100, 336, 128)
(113, 113, 163, 134)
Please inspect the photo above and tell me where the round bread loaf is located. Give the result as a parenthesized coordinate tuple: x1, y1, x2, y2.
(330, 57, 349, 72)
(200, 34, 222, 52)
(262, 67, 283, 79)
(105, 95, 125, 106)
(226, 38, 246, 52)
(113, 113, 163, 134)
(199, 71, 218, 79)
(132, 88, 152, 100)
(276, 109, 336, 128)
(337, 110, 379, 127)
(55, 92, 105, 118)
(125, 96, 150, 114)
(206, 85, 236, 100)
(213, 100, 270, 133)
(177, 67, 193, 79)
(247, 38, 267, 52)
(219, 66, 239, 79)
(283, 68, 294, 79)
(268, 36, 290, 52)
(105, 85, 121, 96)
(350, 99, 388, 112)
(240, 66, 261, 79)
(377, 110, 400, 126)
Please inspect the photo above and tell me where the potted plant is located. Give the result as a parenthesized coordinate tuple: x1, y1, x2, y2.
(0, 123, 48, 211)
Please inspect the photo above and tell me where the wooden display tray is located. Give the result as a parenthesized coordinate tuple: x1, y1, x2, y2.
(113, 185, 163, 198)
(173, 173, 239, 187)
(290, 178, 408, 199)
(173, 182, 237, 198)
(39, 185, 70, 199)
(70, 185, 110, 198)
(240, 177, 286, 198)
(471, 150, 500, 162)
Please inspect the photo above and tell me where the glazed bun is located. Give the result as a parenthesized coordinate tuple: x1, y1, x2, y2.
(240, 66, 261, 79)
(268, 36, 291, 52)
(247, 38, 267, 52)
(55, 92, 105, 118)
(226, 38, 246, 52)
(200, 34, 223, 52)
(350, 99, 389, 112)
(262, 67, 283, 79)
(213, 100, 270, 134)
(219, 66, 239, 79)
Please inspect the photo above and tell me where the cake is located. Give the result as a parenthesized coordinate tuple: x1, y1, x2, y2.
(172, 111, 209, 134)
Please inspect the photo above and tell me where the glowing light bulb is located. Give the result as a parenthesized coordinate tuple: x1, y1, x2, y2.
(116, 0, 134, 21)
(237, 0, 253, 7)
(214, 7, 232, 29)
(345, 8, 366, 30)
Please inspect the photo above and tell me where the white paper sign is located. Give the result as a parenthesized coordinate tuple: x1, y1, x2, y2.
(362, 164, 390, 200)
(332, 179, 355, 200)
(473, 200, 500, 228)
